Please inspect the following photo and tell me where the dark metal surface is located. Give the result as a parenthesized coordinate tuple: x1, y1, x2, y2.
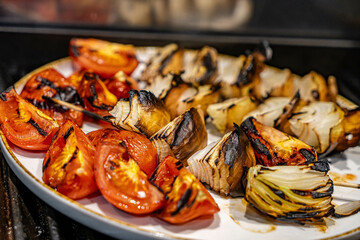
(0, 31, 359, 240)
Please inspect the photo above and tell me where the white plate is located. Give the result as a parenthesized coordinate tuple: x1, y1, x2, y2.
(1, 48, 360, 240)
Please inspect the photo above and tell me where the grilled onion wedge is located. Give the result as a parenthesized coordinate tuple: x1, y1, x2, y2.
(108, 90, 171, 137)
(293, 71, 334, 103)
(207, 96, 258, 133)
(243, 93, 300, 130)
(183, 46, 218, 85)
(245, 164, 334, 223)
(150, 107, 207, 163)
(241, 117, 318, 167)
(253, 65, 294, 100)
(140, 43, 183, 83)
(187, 124, 256, 197)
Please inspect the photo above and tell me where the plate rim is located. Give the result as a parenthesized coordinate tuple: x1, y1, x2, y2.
(1, 51, 360, 240)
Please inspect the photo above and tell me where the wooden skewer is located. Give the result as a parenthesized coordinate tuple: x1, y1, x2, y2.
(333, 181, 360, 189)
(42, 96, 114, 124)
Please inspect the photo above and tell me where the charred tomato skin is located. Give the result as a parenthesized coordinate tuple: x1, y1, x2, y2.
(87, 128, 158, 177)
(42, 119, 97, 199)
(20, 68, 83, 126)
(70, 38, 139, 78)
(151, 156, 220, 224)
(94, 141, 165, 214)
(0, 88, 59, 151)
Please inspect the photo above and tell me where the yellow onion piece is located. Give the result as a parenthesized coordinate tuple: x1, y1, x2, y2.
(109, 90, 171, 137)
(289, 102, 345, 153)
(220, 54, 261, 99)
(243, 92, 300, 131)
(241, 117, 319, 167)
(183, 46, 218, 85)
(140, 43, 183, 83)
(293, 71, 332, 102)
(207, 96, 258, 133)
(254, 65, 294, 100)
(245, 165, 334, 223)
(187, 125, 256, 197)
(150, 108, 207, 163)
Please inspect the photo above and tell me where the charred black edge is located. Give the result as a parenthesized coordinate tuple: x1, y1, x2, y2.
(170, 109, 194, 148)
(27, 118, 48, 136)
(0, 85, 15, 101)
(71, 44, 81, 57)
(240, 117, 259, 136)
(137, 90, 167, 110)
(36, 76, 57, 89)
(197, 51, 217, 84)
(63, 126, 74, 142)
(171, 188, 192, 216)
(299, 148, 317, 163)
(223, 129, 241, 168)
(42, 157, 51, 172)
(306, 159, 330, 173)
(158, 48, 177, 74)
(274, 90, 300, 129)
(236, 56, 255, 86)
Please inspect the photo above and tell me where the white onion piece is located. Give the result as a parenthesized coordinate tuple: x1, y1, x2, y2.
(243, 97, 291, 127)
(289, 102, 344, 153)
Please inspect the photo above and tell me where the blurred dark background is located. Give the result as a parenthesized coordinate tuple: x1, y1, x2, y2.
(0, 0, 359, 239)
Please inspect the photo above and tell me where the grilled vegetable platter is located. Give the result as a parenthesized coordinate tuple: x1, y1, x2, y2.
(0, 38, 359, 240)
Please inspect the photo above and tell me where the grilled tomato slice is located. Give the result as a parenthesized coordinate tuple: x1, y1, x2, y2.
(94, 141, 165, 214)
(78, 72, 118, 116)
(150, 156, 220, 224)
(87, 128, 158, 177)
(70, 38, 139, 78)
(42, 120, 97, 199)
(104, 71, 138, 100)
(0, 88, 59, 151)
(20, 68, 83, 126)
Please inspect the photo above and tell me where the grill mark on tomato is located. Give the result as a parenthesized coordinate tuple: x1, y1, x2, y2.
(43, 157, 51, 172)
(63, 126, 74, 142)
(172, 188, 192, 216)
(36, 76, 57, 89)
(71, 45, 81, 57)
(28, 118, 48, 136)
(62, 148, 78, 169)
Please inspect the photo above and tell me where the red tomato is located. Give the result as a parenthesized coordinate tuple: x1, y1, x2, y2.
(70, 38, 139, 78)
(42, 120, 97, 199)
(0, 88, 59, 151)
(87, 128, 158, 177)
(78, 72, 118, 116)
(104, 71, 138, 99)
(150, 156, 220, 224)
(94, 141, 165, 214)
(20, 68, 83, 126)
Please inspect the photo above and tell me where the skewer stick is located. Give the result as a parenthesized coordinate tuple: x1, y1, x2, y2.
(42, 96, 114, 124)
(333, 181, 360, 189)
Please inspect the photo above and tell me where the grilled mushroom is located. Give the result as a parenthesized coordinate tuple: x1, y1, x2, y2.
(151, 107, 207, 163)
(245, 164, 334, 223)
(187, 124, 256, 197)
(140, 43, 183, 83)
(207, 96, 258, 133)
(241, 117, 318, 166)
(183, 46, 218, 85)
(108, 90, 171, 137)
